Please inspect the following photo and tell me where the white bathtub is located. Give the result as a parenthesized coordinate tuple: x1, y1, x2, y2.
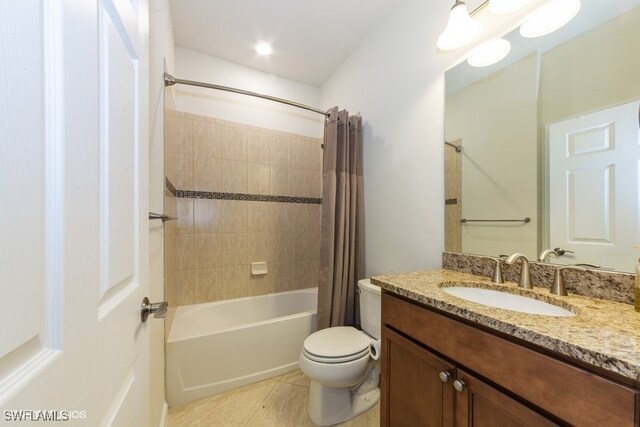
(166, 288, 318, 407)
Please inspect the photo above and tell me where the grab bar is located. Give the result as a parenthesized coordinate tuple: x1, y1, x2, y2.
(461, 217, 530, 224)
(445, 141, 462, 152)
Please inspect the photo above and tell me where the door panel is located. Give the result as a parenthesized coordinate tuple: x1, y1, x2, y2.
(382, 327, 455, 427)
(455, 370, 557, 427)
(549, 100, 640, 271)
(0, 0, 150, 425)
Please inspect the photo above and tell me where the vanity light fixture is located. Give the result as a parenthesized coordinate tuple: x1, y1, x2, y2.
(467, 38, 511, 67)
(520, 0, 581, 38)
(489, 0, 534, 15)
(437, 0, 481, 51)
(255, 41, 272, 56)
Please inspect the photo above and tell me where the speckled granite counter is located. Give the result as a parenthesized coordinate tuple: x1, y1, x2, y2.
(372, 269, 640, 382)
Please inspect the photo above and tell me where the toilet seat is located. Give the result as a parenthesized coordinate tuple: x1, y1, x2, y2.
(302, 326, 371, 364)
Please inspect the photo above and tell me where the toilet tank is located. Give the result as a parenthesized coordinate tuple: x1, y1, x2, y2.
(358, 279, 381, 339)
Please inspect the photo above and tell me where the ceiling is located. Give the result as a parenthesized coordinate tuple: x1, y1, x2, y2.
(169, 0, 404, 87)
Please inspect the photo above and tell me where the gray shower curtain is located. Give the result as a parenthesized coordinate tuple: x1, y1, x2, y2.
(317, 107, 365, 329)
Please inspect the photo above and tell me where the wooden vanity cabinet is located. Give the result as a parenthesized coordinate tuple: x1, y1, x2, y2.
(380, 292, 640, 427)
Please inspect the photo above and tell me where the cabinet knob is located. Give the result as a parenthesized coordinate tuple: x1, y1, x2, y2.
(453, 380, 466, 392)
(438, 371, 451, 383)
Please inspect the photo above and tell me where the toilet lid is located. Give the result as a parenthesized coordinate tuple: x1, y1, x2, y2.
(303, 326, 371, 360)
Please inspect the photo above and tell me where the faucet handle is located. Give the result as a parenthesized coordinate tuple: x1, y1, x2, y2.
(478, 256, 504, 284)
(550, 266, 586, 296)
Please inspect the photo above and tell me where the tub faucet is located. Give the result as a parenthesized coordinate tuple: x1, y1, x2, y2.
(505, 253, 533, 289)
(550, 266, 586, 296)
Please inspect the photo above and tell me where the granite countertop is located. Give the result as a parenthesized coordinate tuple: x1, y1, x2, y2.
(372, 269, 640, 382)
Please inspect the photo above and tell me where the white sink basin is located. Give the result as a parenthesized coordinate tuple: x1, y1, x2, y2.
(441, 287, 576, 317)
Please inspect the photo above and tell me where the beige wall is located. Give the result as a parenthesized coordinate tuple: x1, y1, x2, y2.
(539, 6, 640, 128)
(445, 53, 539, 259)
(171, 112, 322, 305)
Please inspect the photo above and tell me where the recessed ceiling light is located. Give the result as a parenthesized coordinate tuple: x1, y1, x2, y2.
(255, 41, 272, 56)
(520, 0, 581, 38)
(467, 39, 511, 67)
(489, 0, 533, 15)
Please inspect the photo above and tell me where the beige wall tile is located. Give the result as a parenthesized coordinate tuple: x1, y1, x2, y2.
(290, 204, 305, 232)
(194, 234, 222, 269)
(194, 268, 222, 303)
(176, 235, 195, 270)
(309, 138, 323, 171)
(247, 232, 273, 264)
(272, 232, 295, 261)
(272, 203, 292, 232)
(221, 265, 250, 300)
(221, 233, 248, 266)
(309, 170, 322, 198)
(219, 159, 247, 193)
(176, 154, 193, 190)
(194, 120, 221, 158)
(247, 131, 272, 163)
(194, 199, 222, 234)
(270, 165, 290, 196)
(176, 199, 193, 234)
(248, 202, 273, 233)
(247, 163, 270, 195)
(177, 116, 194, 155)
(270, 261, 293, 293)
(248, 273, 273, 297)
(270, 135, 291, 166)
(194, 156, 221, 192)
(291, 137, 310, 169)
(289, 167, 308, 197)
(219, 200, 248, 233)
(220, 125, 247, 161)
(176, 269, 196, 306)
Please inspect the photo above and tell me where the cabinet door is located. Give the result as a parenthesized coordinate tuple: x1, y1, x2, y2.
(454, 369, 558, 427)
(381, 327, 455, 427)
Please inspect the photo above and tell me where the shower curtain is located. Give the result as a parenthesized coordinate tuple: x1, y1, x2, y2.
(317, 107, 365, 329)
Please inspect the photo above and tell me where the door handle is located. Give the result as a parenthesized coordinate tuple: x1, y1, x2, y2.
(141, 297, 168, 322)
(149, 212, 177, 222)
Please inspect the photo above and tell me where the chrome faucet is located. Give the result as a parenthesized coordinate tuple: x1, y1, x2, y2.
(479, 256, 504, 284)
(505, 253, 533, 289)
(538, 248, 559, 262)
(550, 266, 586, 296)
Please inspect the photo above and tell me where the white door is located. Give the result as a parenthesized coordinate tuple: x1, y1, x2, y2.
(0, 0, 151, 425)
(548, 100, 640, 271)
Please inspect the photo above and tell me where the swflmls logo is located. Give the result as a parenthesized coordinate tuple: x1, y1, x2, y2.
(4, 410, 87, 422)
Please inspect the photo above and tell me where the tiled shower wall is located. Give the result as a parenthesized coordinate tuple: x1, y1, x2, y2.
(173, 112, 323, 305)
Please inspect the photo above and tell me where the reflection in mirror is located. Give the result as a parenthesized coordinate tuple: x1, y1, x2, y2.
(444, 0, 640, 272)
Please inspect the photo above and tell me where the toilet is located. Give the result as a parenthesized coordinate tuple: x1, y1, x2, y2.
(299, 279, 381, 426)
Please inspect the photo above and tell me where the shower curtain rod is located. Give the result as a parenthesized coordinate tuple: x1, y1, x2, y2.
(164, 72, 328, 116)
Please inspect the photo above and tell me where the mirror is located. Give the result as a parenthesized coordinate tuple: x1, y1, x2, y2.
(444, 0, 640, 272)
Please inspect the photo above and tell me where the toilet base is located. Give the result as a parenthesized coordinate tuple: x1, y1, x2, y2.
(307, 365, 380, 426)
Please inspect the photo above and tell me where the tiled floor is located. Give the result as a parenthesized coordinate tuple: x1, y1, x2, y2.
(168, 370, 380, 426)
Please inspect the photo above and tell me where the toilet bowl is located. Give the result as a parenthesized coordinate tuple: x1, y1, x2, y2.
(299, 279, 381, 426)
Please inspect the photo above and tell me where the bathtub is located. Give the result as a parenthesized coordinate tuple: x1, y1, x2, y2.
(166, 287, 318, 407)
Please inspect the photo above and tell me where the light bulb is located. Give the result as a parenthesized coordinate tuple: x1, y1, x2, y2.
(437, 1, 481, 51)
(520, 0, 581, 38)
(255, 41, 272, 56)
(467, 39, 511, 67)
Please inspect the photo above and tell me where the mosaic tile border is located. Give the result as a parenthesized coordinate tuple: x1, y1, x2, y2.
(165, 177, 177, 197)
(445, 198, 458, 206)
(176, 190, 322, 204)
